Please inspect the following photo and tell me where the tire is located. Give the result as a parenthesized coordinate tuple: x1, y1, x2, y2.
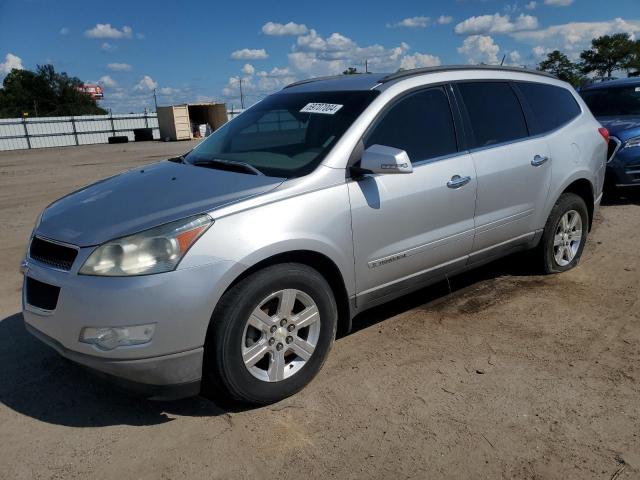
(539, 192, 589, 274)
(204, 263, 337, 405)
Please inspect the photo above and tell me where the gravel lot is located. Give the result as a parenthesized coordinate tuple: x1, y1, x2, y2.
(0, 142, 638, 480)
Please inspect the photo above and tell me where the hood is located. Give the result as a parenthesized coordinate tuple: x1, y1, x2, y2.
(37, 160, 284, 246)
(597, 116, 640, 141)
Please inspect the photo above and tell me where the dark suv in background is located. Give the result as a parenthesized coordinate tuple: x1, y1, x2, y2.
(580, 78, 640, 190)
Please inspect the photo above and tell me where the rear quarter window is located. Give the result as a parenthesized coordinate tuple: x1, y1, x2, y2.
(516, 82, 581, 135)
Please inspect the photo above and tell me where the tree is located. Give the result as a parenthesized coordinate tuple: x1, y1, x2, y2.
(580, 33, 636, 78)
(0, 64, 107, 118)
(538, 50, 586, 87)
(342, 67, 359, 75)
(625, 39, 640, 77)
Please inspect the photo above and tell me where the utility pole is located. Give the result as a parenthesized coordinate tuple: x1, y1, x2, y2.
(153, 88, 158, 112)
(365, 59, 368, 73)
(239, 78, 245, 110)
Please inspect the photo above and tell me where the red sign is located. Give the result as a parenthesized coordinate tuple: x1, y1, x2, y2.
(78, 84, 104, 100)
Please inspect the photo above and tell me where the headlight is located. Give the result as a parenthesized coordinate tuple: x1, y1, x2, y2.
(623, 136, 640, 149)
(79, 214, 212, 276)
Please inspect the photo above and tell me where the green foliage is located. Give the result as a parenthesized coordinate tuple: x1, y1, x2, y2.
(579, 33, 637, 78)
(538, 50, 587, 87)
(342, 67, 359, 75)
(0, 64, 107, 118)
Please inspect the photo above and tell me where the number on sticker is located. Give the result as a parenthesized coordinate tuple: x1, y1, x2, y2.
(300, 103, 344, 115)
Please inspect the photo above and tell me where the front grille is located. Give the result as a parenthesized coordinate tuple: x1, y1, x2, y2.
(29, 237, 78, 271)
(26, 277, 60, 311)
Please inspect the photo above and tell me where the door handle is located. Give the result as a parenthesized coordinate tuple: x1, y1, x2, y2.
(531, 154, 549, 166)
(447, 175, 471, 189)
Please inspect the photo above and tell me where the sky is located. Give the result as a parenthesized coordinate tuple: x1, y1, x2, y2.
(1, 0, 639, 112)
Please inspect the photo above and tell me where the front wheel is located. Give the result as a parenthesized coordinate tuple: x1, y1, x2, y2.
(204, 263, 337, 405)
(539, 192, 589, 274)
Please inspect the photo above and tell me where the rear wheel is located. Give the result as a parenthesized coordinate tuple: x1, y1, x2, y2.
(539, 193, 589, 274)
(204, 263, 337, 405)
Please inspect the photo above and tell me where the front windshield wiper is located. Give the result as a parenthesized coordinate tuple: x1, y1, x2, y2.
(192, 158, 265, 176)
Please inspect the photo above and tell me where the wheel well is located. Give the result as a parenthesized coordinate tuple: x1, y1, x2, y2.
(562, 179, 594, 230)
(225, 250, 352, 337)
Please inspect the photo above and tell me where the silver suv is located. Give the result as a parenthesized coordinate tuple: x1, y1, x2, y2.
(22, 66, 607, 404)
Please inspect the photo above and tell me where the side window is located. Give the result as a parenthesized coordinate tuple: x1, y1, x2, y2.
(457, 82, 528, 149)
(365, 88, 457, 162)
(516, 82, 581, 134)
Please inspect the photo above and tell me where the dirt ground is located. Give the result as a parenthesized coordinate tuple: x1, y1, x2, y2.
(0, 142, 638, 480)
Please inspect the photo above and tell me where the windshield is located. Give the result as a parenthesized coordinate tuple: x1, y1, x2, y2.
(185, 90, 379, 178)
(581, 86, 640, 117)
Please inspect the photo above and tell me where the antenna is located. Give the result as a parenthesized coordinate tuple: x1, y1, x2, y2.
(500, 54, 506, 66)
(239, 78, 245, 109)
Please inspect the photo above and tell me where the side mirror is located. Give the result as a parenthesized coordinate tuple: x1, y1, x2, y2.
(356, 144, 413, 175)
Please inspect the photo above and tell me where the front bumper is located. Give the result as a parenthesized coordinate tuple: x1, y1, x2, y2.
(26, 323, 202, 400)
(21, 249, 237, 399)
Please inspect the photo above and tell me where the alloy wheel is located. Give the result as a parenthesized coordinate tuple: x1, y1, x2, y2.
(553, 209, 583, 267)
(241, 289, 321, 382)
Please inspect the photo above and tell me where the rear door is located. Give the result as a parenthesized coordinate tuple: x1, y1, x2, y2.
(454, 81, 552, 258)
(348, 86, 477, 306)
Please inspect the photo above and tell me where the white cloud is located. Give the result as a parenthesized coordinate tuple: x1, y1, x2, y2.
(98, 75, 117, 87)
(544, 0, 574, 6)
(387, 16, 430, 28)
(242, 63, 255, 75)
(508, 50, 522, 63)
(256, 66, 292, 77)
(59, 27, 70, 35)
(222, 28, 436, 104)
(107, 62, 132, 71)
(437, 15, 453, 25)
(0, 53, 23, 76)
(85, 23, 133, 39)
(531, 46, 551, 61)
(458, 35, 500, 64)
(511, 18, 640, 53)
(455, 13, 538, 35)
(525, 1, 538, 10)
(158, 87, 179, 95)
(100, 42, 114, 52)
(230, 48, 269, 60)
(261, 21, 308, 36)
(399, 52, 441, 69)
(134, 75, 158, 91)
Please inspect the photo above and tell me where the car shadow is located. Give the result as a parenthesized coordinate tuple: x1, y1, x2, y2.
(350, 251, 539, 333)
(601, 187, 640, 206)
(0, 252, 539, 428)
(0, 312, 242, 427)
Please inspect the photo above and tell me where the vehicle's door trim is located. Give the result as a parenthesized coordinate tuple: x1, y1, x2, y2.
(367, 227, 475, 269)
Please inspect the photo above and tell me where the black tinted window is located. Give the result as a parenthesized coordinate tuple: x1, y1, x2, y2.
(458, 82, 528, 148)
(365, 88, 457, 162)
(517, 82, 581, 134)
(581, 86, 640, 117)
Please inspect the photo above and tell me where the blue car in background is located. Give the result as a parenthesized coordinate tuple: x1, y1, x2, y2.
(580, 78, 640, 190)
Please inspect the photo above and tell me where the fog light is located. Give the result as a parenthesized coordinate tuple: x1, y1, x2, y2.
(80, 324, 156, 350)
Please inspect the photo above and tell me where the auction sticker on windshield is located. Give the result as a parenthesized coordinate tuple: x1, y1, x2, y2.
(300, 103, 343, 115)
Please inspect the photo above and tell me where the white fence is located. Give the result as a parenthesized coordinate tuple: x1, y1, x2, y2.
(0, 109, 243, 152)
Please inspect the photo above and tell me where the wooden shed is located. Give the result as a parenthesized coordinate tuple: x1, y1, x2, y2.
(157, 103, 228, 141)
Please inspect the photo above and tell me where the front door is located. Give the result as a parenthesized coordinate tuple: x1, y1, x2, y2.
(348, 87, 477, 307)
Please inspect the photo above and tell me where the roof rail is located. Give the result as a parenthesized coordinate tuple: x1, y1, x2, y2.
(380, 65, 557, 83)
(284, 73, 369, 89)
